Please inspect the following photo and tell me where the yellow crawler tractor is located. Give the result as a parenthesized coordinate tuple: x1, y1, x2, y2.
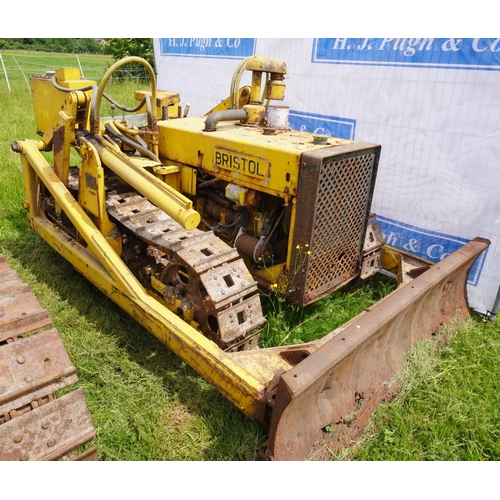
(10, 56, 488, 460)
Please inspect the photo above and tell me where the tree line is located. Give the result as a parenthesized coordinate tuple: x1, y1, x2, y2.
(0, 38, 104, 54)
(1, 38, 155, 73)
(0, 38, 155, 78)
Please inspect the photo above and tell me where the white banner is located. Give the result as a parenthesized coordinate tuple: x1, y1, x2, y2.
(153, 38, 500, 314)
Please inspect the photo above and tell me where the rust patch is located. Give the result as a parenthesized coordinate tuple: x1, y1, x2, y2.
(0, 256, 52, 342)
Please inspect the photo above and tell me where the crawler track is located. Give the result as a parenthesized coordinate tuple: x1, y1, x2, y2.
(0, 255, 96, 461)
(106, 190, 265, 350)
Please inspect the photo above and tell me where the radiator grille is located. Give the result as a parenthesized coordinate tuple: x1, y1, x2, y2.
(289, 143, 380, 306)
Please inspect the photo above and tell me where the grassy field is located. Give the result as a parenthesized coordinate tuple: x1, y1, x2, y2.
(0, 51, 113, 89)
(0, 52, 499, 462)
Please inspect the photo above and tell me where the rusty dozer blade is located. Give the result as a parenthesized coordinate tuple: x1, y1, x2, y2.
(265, 237, 489, 460)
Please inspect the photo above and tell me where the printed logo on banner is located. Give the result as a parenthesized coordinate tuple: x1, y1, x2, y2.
(312, 38, 500, 71)
(159, 38, 256, 59)
(376, 215, 488, 286)
(288, 110, 356, 140)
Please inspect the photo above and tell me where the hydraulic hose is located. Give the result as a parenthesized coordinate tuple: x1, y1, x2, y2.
(91, 57, 157, 134)
(104, 123, 160, 163)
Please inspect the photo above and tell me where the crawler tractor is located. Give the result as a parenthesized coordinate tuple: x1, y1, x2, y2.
(8, 56, 488, 460)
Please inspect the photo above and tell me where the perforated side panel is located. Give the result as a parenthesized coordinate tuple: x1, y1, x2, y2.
(289, 143, 380, 306)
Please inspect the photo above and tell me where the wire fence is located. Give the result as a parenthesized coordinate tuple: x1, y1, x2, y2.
(0, 53, 149, 93)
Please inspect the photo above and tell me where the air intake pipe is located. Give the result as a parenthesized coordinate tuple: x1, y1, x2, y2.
(204, 109, 249, 132)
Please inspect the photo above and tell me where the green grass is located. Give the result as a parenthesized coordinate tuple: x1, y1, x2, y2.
(1, 51, 499, 461)
(260, 273, 396, 347)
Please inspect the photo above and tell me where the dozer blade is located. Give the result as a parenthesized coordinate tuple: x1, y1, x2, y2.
(265, 237, 489, 460)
